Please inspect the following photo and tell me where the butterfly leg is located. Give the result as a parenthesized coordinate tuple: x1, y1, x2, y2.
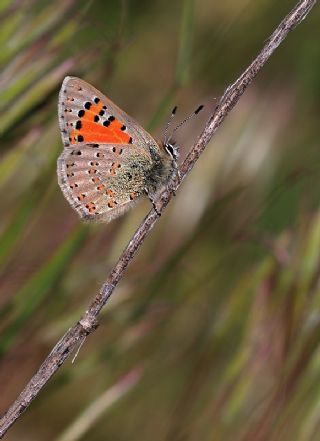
(167, 167, 181, 197)
(144, 187, 161, 216)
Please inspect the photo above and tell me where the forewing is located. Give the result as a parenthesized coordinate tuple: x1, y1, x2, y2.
(58, 76, 156, 150)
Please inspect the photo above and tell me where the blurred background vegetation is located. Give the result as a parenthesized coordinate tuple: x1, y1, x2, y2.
(1, 0, 320, 440)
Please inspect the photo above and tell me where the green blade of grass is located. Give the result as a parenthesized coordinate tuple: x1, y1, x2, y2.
(0, 225, 89, 356)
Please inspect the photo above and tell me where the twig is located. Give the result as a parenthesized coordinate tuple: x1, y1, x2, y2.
(0, 0, 317, 437)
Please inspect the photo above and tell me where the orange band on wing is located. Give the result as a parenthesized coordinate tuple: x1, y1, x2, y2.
(70, 119, 131, 144)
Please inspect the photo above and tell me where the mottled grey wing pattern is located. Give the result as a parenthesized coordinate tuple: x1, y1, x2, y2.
(57, 142, 154, 222)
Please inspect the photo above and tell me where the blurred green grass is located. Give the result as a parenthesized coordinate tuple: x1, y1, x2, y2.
(1, 1, 320, 440)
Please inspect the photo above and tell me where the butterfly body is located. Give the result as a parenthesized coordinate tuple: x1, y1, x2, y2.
(57, 77, 177, 222)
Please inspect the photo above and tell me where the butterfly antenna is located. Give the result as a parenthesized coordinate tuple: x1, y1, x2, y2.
(168, 105, 204, 143)
(164, 106, 178, 144)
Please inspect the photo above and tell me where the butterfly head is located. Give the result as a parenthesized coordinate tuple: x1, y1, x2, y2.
(164, 139, 179, 161)
(163, 104, 203, 162)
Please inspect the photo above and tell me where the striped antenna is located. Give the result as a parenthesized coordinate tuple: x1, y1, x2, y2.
(167, 105, 204, 143)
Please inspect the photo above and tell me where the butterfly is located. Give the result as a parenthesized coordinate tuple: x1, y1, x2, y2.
(57, 76, 179, 222)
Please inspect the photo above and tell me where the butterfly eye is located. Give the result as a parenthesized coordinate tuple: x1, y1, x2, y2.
(165, 143, 177, 159)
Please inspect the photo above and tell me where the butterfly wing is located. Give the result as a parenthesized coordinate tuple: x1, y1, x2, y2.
(57, 142, 153, 222)
(58, 76, 157, 150)
(57, 76, 159, 221)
